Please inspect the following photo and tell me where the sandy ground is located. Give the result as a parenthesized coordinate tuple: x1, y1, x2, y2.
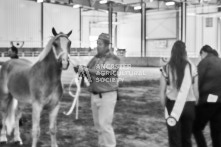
(0, 79, 212, 147)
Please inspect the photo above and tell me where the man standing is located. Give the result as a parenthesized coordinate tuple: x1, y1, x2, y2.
(75, 33, 120, 147)
(8, 46, 19, 59)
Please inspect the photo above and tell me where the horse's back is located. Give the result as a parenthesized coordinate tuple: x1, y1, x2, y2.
(2, 59, 32, 71)
(0, 59, 33, 101)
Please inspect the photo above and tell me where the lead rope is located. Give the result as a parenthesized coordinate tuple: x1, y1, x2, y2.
(63, 55, 90, 120)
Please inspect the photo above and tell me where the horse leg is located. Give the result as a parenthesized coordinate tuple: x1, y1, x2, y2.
(0, 112, 7, 144)
(49, 103, 60, 147)
(32, 102, 43, 147)
(0, 96, 10, 144)
(13, 107, 23, 145)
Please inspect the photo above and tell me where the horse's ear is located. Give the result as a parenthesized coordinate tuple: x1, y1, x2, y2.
(67, 30, 72, 37)
(52, 27, 58, 36)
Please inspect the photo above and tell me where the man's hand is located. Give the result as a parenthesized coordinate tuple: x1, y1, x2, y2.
(73, 65, 79, 73)
(73, 65, 86, 73)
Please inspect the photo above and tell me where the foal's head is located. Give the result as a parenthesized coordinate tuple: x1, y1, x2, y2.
(51, 28, 72, 70)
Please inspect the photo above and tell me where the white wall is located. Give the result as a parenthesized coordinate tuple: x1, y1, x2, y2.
(0, 0, 80, 48)
(146, 10, 177, 57)
(1, 1, 220, 58)
(0, 0, 41, 47)
(117, 13, 141, 57)
(81, 10, 109, 48)
(117, 5, 220, 57)
(117, 11, 177, 57)
(186, 5, 219, 57)
(82, 16, 90, 47)
(43, 3, 80, 47)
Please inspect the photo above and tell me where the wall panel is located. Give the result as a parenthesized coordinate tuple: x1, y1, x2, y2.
(0, 0, 41, 47)
(44, 3, 80, 47)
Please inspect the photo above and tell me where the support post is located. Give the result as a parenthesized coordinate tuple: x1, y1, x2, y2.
(41, 3, 44, 48)
(176, 4, 179, 40)
(141, 1, 146, 57)
(79, 7, 82, 48)
(108, 2, 113, 50)
(114, 12, 118, 49)
(181, 0, 187, 42)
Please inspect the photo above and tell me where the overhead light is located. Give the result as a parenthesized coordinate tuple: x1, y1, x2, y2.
(96, 21, 120, 25)
(73, 4, 81, 8)
(134, 5, 141, 10)
(37, 0, 43, 3)
(100, 0, 108, 4)
(165, 1, 175, 6)
(188, 13, 196, 16)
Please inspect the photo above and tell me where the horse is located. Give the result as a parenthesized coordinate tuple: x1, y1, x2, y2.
(0, 28, 72, 147)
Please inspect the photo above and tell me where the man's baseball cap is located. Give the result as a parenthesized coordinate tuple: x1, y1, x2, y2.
(98, 33, 110, 42)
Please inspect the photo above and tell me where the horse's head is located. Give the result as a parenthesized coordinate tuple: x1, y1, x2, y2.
(51, 28, 72, 70)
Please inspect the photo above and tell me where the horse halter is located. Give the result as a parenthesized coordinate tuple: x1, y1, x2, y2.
(52, 47, 65, 61)
(51, 34, 71, 70)
(52, 34, 70, 61)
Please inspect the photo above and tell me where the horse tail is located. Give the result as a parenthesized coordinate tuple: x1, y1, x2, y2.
(5, 97, 18, 135)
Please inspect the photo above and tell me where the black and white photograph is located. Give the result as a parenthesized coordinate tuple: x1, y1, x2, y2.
(0, 0, 221, 147)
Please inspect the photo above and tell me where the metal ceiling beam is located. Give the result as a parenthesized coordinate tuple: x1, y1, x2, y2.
(70, 0, 139, 13)
(28, 0, 140, 13)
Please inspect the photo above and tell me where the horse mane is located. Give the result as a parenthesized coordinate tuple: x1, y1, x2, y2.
(37, 36, 55, 62)
(37, 34, 68, 62)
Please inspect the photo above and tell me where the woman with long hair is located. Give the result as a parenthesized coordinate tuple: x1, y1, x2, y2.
(160, 40, 198, 147)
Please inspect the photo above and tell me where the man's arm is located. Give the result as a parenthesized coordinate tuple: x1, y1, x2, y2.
(198, 59, 209, 91)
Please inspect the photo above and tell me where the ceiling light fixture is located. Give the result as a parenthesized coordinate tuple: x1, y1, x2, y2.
(37, 0, 44, 3)
(73, 4, 81, 8)
(165, 1, 175, 6)
(100, 0, 108, 4)
(134, 5, 141, 10)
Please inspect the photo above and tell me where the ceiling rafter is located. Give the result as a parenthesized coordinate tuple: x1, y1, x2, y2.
(28, 0, 221, 13)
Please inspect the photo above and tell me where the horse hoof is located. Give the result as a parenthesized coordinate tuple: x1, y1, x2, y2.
(0, 141, 7, 145)
(14, 141, 22, 145)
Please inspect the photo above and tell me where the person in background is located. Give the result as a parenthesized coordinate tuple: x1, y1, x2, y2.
(8, 46, 19, 59)
(211, 49, 219, 57)
(8, 45, 27, 127)
(160, 40, 198, 147)
(193, 45, 221, 147)
(74, 33, 120, 147)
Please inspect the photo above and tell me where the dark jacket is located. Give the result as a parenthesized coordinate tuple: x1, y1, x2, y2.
(198, 54, 221, 104)
(11, 55, 19, 59)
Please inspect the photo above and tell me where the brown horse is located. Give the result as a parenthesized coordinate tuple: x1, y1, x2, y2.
(0, 28, 72, 147)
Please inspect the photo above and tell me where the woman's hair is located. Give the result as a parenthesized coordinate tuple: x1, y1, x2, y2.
(200, 45, 218, 57)
(168, 40, 189, 90)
